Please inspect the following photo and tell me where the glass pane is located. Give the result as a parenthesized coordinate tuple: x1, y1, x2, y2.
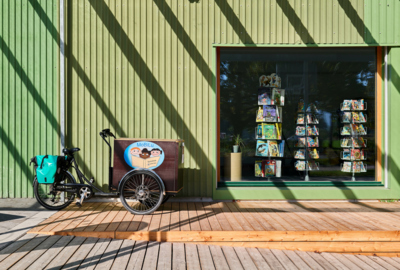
(219, 47, 376, 182)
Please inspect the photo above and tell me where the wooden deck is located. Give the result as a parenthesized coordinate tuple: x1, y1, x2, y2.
(4, 235, 400, 269)
(28, 201, 400, 256)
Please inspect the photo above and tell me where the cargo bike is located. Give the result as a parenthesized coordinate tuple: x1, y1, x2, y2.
(30, 129, 184, 215)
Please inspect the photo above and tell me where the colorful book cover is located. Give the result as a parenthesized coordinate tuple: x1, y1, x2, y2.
(351, 100, 359, 110)
(307, 126, 318, 136)
(295, 149, 305, 159)
(263, 105, 276, 122)
(342, 100, 352, 111)
(307, 137, 318, 147)
(342, 162, 352, 172)
(352, 137, 360, 148)
(342, 149, 351, 160)
(279, 140, 285, 157)
(268, 141, 279, 157)
(351, 149, 361, 160)
(272, 88, 285, 106)
(342, 112, 351, 123)
(258, 87, 273, 105)
(255, 140, 269, 157)
(307, 114, 319, 124)
(297, 114, 304, 124)
(296, 126, 305, 136)
(341, 125, 351, 135)
(295, 161, 306, 171)
(264, 160, 276, 176)
(255, 160, 263, 177)
(341, 138, 351, 147)
(358, 99, 365, 110)
(359, 112, 366, 122)
(257, 124, 263, 138)
(360, 150, 365, 160)
(263, 124, 276, 139)
(359, 137, 366, 147)
(256, 107, 264, 122)
(296, 138, 306, 147)
(352, 112, 360, 122)
(275, 123, 282, 139)
(308, 148, 319, 159)
(360, 161, 366, 172)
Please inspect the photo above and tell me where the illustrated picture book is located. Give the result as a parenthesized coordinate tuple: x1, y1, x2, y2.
(255, 140, 269, 157)
(342, 162, 352, 172)
(272, 88, 285, 106)
(341, 100, 352, 111)
(263, 105, 277, 122)
(307, 126, 319, 136)
(263, 124, 276, 139)
(307, 137, 319, 147)
(256, 107, 264, 122)
(341, 125, 352, 135)
(295, 161, 306, 171)
(264, 160, 276, 176)
(294, 149, 305, 159)
(308, 148, 319, 159)
(295, 138, 306, 147)
(297, 114, 304, 124)
(342, 112, 351, 123)
(255, 160, 263, 177)
(296, 126, 305, 136)
(258, 87, 274, 105)
(268, 141, 280, 157)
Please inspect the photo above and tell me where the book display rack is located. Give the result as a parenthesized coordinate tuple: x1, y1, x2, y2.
(255, 74, 285, 180)
(294, 100, 320, 181)
(340, 99, 368, 180)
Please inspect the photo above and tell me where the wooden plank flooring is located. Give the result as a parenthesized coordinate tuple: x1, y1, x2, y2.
(2, 234, 400, 269)
(27, 201, 400, 255)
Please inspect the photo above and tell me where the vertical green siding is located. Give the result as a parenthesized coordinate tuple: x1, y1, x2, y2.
(0, 0, 59, 198)
(64, 0, 399, 198)
(1, 0, 398, 198)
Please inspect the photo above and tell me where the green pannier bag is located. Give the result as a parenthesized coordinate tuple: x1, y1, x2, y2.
(35, 155, 66, 184)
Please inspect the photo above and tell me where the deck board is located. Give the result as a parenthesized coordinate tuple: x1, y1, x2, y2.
(27, 201, 400, 255)
(5, 234, 400, 269)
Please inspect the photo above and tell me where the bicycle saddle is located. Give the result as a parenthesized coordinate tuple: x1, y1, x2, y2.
(63, 148, 80, 156)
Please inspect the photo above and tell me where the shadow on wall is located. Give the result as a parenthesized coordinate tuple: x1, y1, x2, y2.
(0, 0, 398, 199)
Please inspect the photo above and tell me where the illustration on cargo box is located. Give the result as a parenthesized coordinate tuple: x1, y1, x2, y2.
(124, 142, 165, 169)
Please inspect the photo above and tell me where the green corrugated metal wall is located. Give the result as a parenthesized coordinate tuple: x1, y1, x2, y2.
(1, 0, 399, 198)
(64, 0, 399, 198)
(0, 0, 59, 198)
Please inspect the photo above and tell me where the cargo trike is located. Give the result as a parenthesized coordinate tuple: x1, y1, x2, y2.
(30, 129, 184, 215)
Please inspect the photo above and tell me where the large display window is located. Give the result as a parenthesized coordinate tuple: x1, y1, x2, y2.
(218, 47, 378, 182)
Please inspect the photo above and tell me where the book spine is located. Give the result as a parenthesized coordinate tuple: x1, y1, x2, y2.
(276, 160, 282, 177)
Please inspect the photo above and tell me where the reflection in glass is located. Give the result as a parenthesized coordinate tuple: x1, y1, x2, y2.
(219, 48, 376, 182)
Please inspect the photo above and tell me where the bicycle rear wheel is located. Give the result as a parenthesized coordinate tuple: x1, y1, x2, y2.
(34, 171, 76, 210)
(119, 170, 164, 215)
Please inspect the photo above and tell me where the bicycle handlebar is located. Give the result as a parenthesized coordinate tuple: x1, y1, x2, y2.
(100, 129, 116, 139)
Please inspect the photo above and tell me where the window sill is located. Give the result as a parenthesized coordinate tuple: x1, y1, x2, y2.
(218, 181, 384, 188)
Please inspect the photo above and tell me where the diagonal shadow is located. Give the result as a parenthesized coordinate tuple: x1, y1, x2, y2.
(214, 0, 256, 44)
(84, 0, 214, 191)
(153, 0, 213, 84)
(275, 0, 316, 44)
(0, 36, 60, 136)
(337, 0, 374, 43)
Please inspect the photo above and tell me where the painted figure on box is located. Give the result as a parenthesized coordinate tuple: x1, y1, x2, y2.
(124, 141, 165, 169)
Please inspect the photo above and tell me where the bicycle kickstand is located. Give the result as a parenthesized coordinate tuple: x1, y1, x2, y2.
(76, 190, 87, 207)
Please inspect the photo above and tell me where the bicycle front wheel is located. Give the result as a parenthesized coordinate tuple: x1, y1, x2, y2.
(34, 171, 76, 210)
(119, 170, 164, 215)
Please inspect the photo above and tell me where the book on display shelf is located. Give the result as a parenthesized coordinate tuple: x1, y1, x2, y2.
(339, 99, 368, 178)
(254, 73, 285, 179)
